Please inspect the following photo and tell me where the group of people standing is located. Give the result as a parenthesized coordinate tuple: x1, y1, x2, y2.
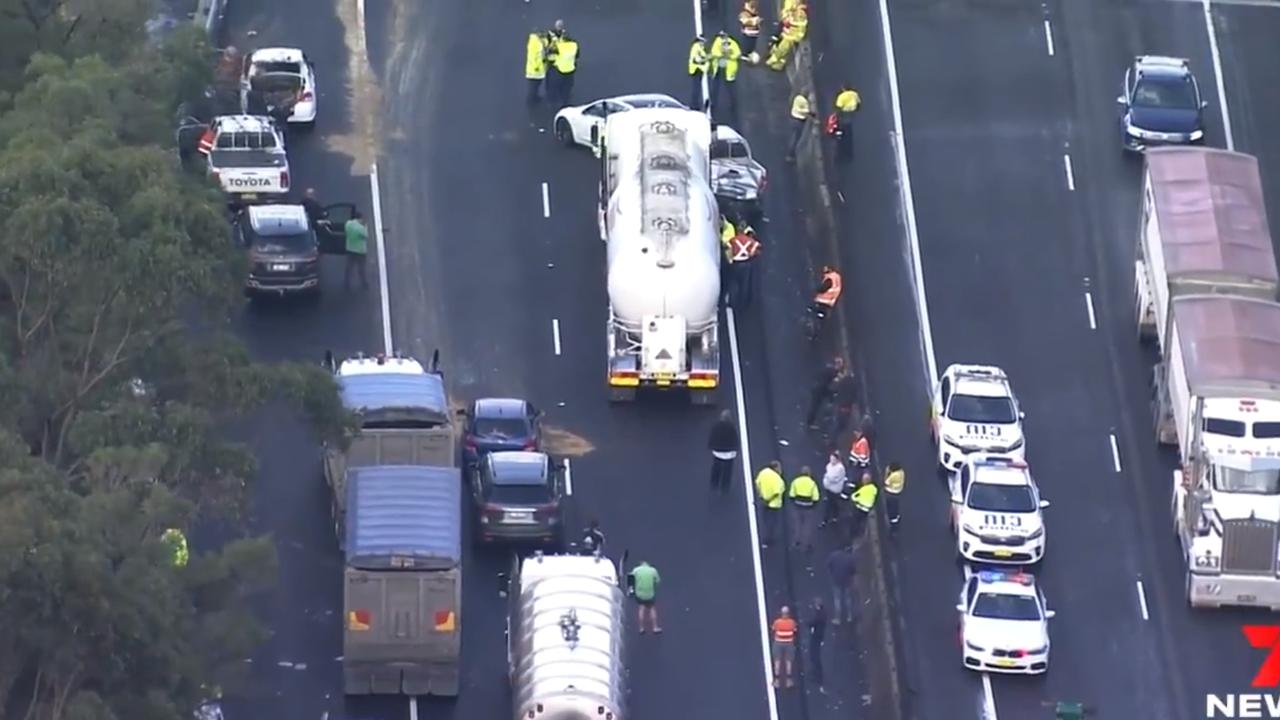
(525, 20, 581, 108)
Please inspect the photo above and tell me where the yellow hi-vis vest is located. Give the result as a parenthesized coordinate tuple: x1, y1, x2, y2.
(689, 41, 709, 75)
(553, 40, 579, 73)
(526, 34, 547, 79)
(162, 528, 189, 567)
(789, 475, 821, 506)
(852, 483, 878, 513)
(710, 36, 741, 81)
(755, 468, 785, 509)
(721, 219, 736, 247)
(790, 94, 811, 121)
(884, 468, 905, 495)
(836, 89, 861, 113)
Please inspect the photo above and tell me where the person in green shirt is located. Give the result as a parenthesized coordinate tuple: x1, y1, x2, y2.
(628, 560, 662, 634)
(344, 209, 370, 290)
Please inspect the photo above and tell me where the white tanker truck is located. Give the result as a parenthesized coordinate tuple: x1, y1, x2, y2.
(598, 108, 721, 404)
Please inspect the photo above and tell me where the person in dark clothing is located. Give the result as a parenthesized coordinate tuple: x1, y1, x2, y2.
(805, 356, 846, 429)
(708, 409, 740, 493)
(826, 372, 862, 440)
(807, 597, 827, 690)
(826, 546, 856, 624)
(301, 187, 327, 228)
(581, 519, 605, 555)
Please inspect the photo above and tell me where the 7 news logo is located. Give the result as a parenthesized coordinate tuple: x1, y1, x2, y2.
(1207, 626, 1280, 718)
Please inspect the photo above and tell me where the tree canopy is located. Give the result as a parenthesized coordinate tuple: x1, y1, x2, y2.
(0, 21, 352, 720)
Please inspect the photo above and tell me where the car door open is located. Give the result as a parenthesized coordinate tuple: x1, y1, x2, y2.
(316, 202, 354, 254)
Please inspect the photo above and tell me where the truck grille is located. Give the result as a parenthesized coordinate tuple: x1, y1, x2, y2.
(1222, 519, 1278, 575)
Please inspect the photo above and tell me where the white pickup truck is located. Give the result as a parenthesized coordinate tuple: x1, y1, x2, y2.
(203, 115, 291, 202)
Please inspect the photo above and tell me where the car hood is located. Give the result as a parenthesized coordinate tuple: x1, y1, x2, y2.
(965, 617, 1048, 651)
(940, 419, 1023, 449)
(960, 508, 1042, 537)
(1129, 106, 1200, 133)
(712, 159, 765, 200)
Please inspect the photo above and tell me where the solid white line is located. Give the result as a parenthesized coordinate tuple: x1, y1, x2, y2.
(1202, 0, 1236, 150)
(1110, 433, 1123, 472)
(564, 458, 573, 496)
(727, 307, 779, 720)
(877, 0, 938, 384)
(1084, 291, 1097, 330)
(1063, 154, 1075, 191)
(369, 164, 394, 355)
(408, 696, 418, 720)
(1043, 19, 1055, 56)
(980, 673, 999, 720)
(552, 318, 562, 356)
(1136, 580, 1150, 620)
(542, 182, 551, 218)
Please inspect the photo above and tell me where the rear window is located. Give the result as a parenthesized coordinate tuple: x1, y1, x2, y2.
(711, 139, 749, 160)
(256, 61, 302, 74)
(487, 483, 552, 504)
(474, 418, 528, 438)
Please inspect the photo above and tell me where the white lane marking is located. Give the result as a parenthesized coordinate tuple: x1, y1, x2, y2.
(408, 694, 418, 720)
(1173, 0, 1280, 9)
(1043, 19, 1055, 56)
(727, 306, 780, 720)
(542, 182, 551, 218)
(369, 164, 394, 354)
(1063, 154, 1075, 191)
(980, 673, 999, 720)
(1202, 0, 1236, 150)
(1084, 291, 1097, 330)
(564, 458, 573, 496)
(1136, 580, 1150, 620)
(1110, 433, 1123, 472)
(552, 318, 562, 356)
(877, 0, 938, 384)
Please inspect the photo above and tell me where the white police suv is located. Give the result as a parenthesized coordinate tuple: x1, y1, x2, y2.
(931, 364, 1025, 473)
(949, 455, 1049, 565)
(957, 570, 1055, 675)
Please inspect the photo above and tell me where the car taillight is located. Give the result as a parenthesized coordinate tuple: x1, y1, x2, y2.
(280, 170, 290, 189)
(533, 503, 558, 519)
(300, 91, 314, 101)
(465, 437, 479, 451)
(759, 174, 768, 192)
(482, 503, 503, 518)
(522, 439, 537, 450)
(210, 170, 220, 182)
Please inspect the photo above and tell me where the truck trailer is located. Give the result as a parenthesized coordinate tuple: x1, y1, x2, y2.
(506, 553, 627, 720)
(1163, 296, 1280, 610)
(598, 108, 721, 404)
(1134, 146, 1276, 350)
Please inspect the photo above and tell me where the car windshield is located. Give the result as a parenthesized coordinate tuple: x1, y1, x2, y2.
(1134, 77, 1198, 110)
(711, 139, 750, 160)
(474, 417, 528, 439)
(210, 150, 286, 168)
(250, 229, 315, 254)
(948, 394, 1017, 423)
(486, 481, 551, 504)
(972, 592, 1042, 621)
(628, 97, 680, 108)
(967, 483, 1037, 513)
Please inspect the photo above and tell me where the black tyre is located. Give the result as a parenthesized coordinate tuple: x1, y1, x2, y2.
(555, 118, 575, 147)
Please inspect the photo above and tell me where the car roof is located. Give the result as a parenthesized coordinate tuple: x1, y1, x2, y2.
(613, 93, 682, 107)
(252, 47, 305, 64)
(473, 397, 529, 418)
(213, 115, 277, 133)
(973, 570, 1039, 597)
(247, 204, 308, 229)
(488, 451, 549, 483)
(1134, 55, 1190, 75)
(953, 376, 1012, 398)
(970, 460, 1032, 487)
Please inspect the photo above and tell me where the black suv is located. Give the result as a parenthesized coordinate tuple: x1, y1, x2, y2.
(235, 202, 347, 297)
(1118, 55, 1206, 152)
(470, 451, 565, 547)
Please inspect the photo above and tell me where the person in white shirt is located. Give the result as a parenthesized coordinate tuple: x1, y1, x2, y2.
(821, 451, 847, 526)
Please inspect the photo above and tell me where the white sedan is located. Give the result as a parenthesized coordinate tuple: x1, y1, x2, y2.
(957, 570, 1055, 675)
(241, 47, 317, 125)
(930, 363, 1026, 473)
(949, 455, 1049, 565)
(553, 93, 687, 148)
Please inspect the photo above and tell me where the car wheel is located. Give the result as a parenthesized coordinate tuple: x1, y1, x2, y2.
(555, 118, 575, 147)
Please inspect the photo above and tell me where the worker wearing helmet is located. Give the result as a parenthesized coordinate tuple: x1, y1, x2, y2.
(688, 36, 709, 109)
(709, 31, 742, 116)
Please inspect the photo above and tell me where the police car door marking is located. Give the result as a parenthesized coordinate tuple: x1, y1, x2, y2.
(983, 513, 1022, 528)
(965, 424, 1002, 437)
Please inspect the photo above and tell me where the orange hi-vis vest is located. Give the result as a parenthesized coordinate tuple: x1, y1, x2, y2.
(728, 234, 761, 262)
(772, 616, 798, 643)
(198, 127, 216, 156)
(739, 8, 762, 36)
(815, 270, 843, 306)
(848, 435, 871, 465)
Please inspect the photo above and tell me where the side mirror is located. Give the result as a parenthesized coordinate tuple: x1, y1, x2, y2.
(430, 349, 441, 374)
(497, 572, 508, 597)
(1039, 499, 1051, 509)
(1201, 100, 1208, 109)
(1116, 95, 1127, 105)
(955, 603, 965, 613)
(322, 350, 336, 372)
(589, 125, 599, 144)
(1044, 609, 1057, 619)
(1019, 411, 1026, 419)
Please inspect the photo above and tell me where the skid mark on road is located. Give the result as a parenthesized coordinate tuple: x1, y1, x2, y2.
(542, 426, 597, 457)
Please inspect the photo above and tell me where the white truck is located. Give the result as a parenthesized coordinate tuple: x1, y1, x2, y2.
(598, 108, 721, 404)
(1134, 146, 1277, 350)
(1165, 296, 1280, 610)
(505, 553, 627, 720)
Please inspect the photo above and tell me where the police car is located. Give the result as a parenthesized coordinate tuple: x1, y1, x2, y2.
(241, 47, 318, 125)
(931, 364, 1025, 473)
(956, 570, 1055, 675)
(202, 115, 290, 202)
(949, 455, 1049, 565)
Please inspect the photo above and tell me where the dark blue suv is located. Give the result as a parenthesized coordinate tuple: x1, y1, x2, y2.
(462, 398, 542, 467)
(1118, 56, 1206, 152)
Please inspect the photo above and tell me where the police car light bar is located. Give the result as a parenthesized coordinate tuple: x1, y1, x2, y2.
(977, 571, 1034, 586)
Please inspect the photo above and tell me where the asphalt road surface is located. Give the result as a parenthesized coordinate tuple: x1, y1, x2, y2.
(215, 0, 890, 719)
(810, 0, 1280, 719)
